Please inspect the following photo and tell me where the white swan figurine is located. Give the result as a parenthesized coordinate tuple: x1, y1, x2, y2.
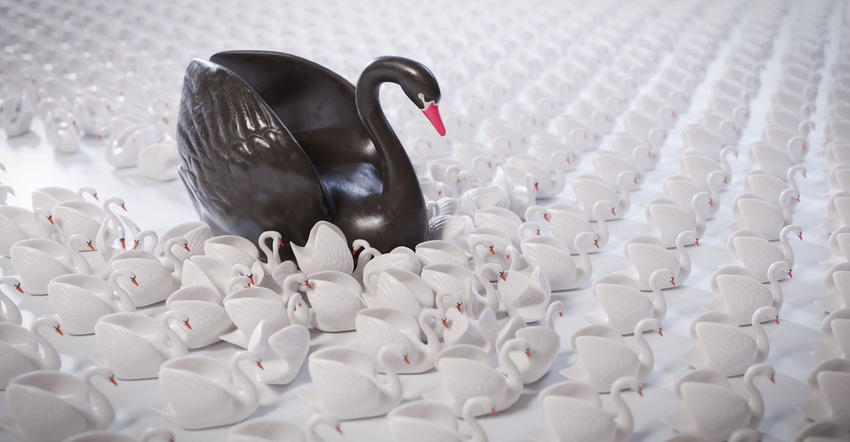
(495, 301, 564, 383)
(814, 308, 850, 360)
(681, 306, 779, 377)
(2, 366, 117, 442)
(355, 307, 444, 374)
(529, 376, 642, 442)
(92, 311, 191, 379)
(0, 276, 24, 324)
(560, 318, 662, 393)
(301, 270, 365, 332)
(47, 270, 137, 335)
(247, 304, 310, 385)
(641, 195, 707, 248)
(822, 226, 850, 268)
(423, 338, 528, 416)
(361, 268, 434, 319)
(10, 235, 94, 294)
(221, 282, 291, 348)
(703, 262, 791, 325)
(291, 221, 354, 275)
(663, 364, 776, 442)
(299, 344, 409, 420)
(153, 351, 264, 429)
(388, 397, 496, 442)
(727, 190, 798, 240)
(797, 358, 850, 425)
(0, 317, 63, 389)
(414, 240, 469, 267)
(495, 261, 553, 323)
(518, 232, 595, 291)
(663, 172, 725, 220)
(585, 269, 675, 334)
(570, 171, 637, 220)
(524, 201, 612, 254)
(819, 262, 850, 313)
(678, 146, 738, 193)
(165, 285, 234, 349)
(203, 234, 261, 268)
(727, 225, 802, 283)
(622, 230, 699, 290)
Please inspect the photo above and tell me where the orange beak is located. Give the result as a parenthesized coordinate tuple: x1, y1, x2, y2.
(774, 317, 780, 325)
(110, 376, 118, 386)
(119, 238, 126, 250)
(657, 329, 664, 337)
(257, 361, 264, 370)
(130, 276, 139, 286)
(47, 215, 54, 225)
(499, 272, 507, 282)
(305, 281, 313, 290)
(54, 325, 64, 336)
(638, 388, 644, 397)
(442, 319, 449, 329)
(491, 409, 498, 418)
(787, 270, 793, 278)
(403, 355, 411, 365)
(670, 277, 676, 286)
(15, 283, 24, 293)
(183, 320, 192, 330)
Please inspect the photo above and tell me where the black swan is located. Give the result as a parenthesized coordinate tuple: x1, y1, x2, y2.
(176, 51, 446, 261)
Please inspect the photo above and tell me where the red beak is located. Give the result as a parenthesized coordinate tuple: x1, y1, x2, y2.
(54, 325, 64, 336)
(15, 283, 24, 293)
(491, 409, 498, 418)
(774, 317, 781, 325)
(442, 319, 449, 329)
(638, 388, 644, 397)
(110, 376, 118, 386)
(184, 320, 192, 330)
(422, 102, 446, 136)
(670, 277, 676, 286)
(183, 245, 191, 252)
(499, 272, 507, 282)
(305, 281, 313, 290)
(257, 361, 264, 370)
(119, 238, 126, 250)
(657, 329, 664, 337)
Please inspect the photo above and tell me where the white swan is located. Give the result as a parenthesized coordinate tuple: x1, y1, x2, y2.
(518, 232, 595, 291)
(153, 351, 263, 429)
(506, 154, 567, 199)
(642, 196, 707, 248)
(663, 364, 776, 442)
(421, 264, 500, 318)
(524, 200, 612, 254)
(797, 358, 850, 424)
(355, 307, 443, 374)
(2, 366, 116, 442)
(10, 235, 94, 294)
(92, 311, 191, 380)
(361, 268, 433, 319)
(703, 262, 790, 325)
(663, 172, 724, 220)
(48, 270, 136, 335)
(622, 231, 699, 290)
(742, 169, 805, 210)
(109, 249, 178, 307)
(529, 376, 642, 442)
(747, 142, 797, 179)
(727, 225, 802, 283)
(495, 260, 553, 322)
(291, 221, 354, 275)
(678, 146, 737, 193)
(466, 226, 513, 269)
(728, 190, 799, 241)
(299, 344, 409, 420)
(221, 283, 290, 348)
(681, 306, 779, 376)
(441, 302, 499, 353)
(301, 270, 365, 332)
(822, 226, 850, 268)
(571, 171, 637, 220)
(0, 317, 63, 389)
(423, 338, 528, 416)
(585, 269, 674, 334)
(204, 234, 261, 269)
(415, 240, 469, 267)
(559, 318, 662, 393)
(592, 145, 651, 190)
(388, 396, 496, 442)
(0, 276, 24, 324)
(820, 262, 850, 313)
(154, 221, 209, 268)
(495, 301, 564, 383)
(247, 299, 310, 385)
(814, 308, 850, 360)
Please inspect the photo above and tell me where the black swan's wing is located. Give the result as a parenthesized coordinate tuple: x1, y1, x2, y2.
(176, 58, 332, 250)
(209, 51, 376, 169)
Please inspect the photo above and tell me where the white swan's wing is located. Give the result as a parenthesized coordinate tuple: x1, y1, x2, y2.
(224, 298, 288, 334)
(267, 325, 311, 366)
(6, 384, 88, 439)
(369, 273, 426, 319)
(571, 336, 638, 387)
(695, 322, 757, 374)
(436, 357, 506, 407)
(308, 358, 379, 413)
(355, 315, 414, 361)
(679, 382, 749, 437)
(542, 396, 613, 441)
(307, 280, 364, 331)
(49, 285, 112, 325)
(94, 323, 161, 371)
(292, 223, 353, 275)
(595, 284, 652, 332)
(158, 368, 234, 420)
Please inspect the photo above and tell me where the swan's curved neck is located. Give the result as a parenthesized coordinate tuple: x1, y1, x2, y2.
(611, 384, 635, 441)
(753, 317, 770, 361)
(258, 231, 282, 268)
(766, 265, 785, 311)
(376, 346, 404, 403)
(616, 173, 633, 213)
(82, 368, 117, 429)
(779, 228, 797, 265)
(32, 318, 61, 368)
(544, 303, 562, 330)
(473, 269, 501, 313)
(66, 234, 93, 274)
(163, 238, 187, 277)
(107, 270, 137, 312)
(649, 274, 668, 319)
(462, 398, 491, 442)
(635, 329, 655, 380)
(355, 63, 421, 199)
(498, 339, 526, 409)
(744, 370, 766, 427)
(675, 235, 693, 283)
(574, 236, 594, 285)
(160, 312, 189, 356)
(306, 414, 339, 442)
(592, 204, 610, 245)
(418, 310, 443, 359)
(230, 351, 260, 410)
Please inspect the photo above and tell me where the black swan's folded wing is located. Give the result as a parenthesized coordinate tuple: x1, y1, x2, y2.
(209, 51, 376, 169)
(176, 59, 332, 248)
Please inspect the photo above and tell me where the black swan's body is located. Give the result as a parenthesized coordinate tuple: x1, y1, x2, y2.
(176, 51, 445, 261)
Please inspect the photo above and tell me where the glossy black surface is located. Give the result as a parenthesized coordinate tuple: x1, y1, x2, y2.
(176, 51, 442, 262)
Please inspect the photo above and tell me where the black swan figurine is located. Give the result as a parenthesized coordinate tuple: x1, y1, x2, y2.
(176, 51, 446, 261)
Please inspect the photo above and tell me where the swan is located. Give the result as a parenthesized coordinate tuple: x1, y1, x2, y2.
(729, 189, 800, 241)
(181, 255, 236, 299)
(494, 260, 553, 322)
(204, 234, 261, 268)
(0, 317, 63, 389)
(560, 318, 662, 393)
(423, 338, 528, 416)
(524, 200, 613, 254)
(528, 381, 602, 440)
(50, 198, 118, 248)
(797, 358, 850, 424)
(177, 52, 446, 257)
(441, 301, 499, 353)
(47, 270, 137, 335)
(221, 283, 291, 348)
(495, 301, 564, 383)
(299, 344, 409, 420)
(519, 231, 596, 293)
(820, 262, 850, 313)
(506, 153, 567, 198)
(682, 124, 727, 159)
(228, 414, 342, 442)
(663, 364, 776, 442)
(360, 247, 422, 292)
(742, 169, 806, 210)
(414, 240, 469, 267)
(822, 226, 850, 268)
(165, 285, 234, 349)
(473, 206, 523, 247)
(678, 146, 737, 193)
(388, 397, 496, 442)
(703, 262, 791, 325)
(0, 276, 23, 324)
(466, 226, 513, 269)
(642, 195, 707, 248)
(681, 306, 779, 376)
(290, 221, 354, 276)
(61, 427, 173, 442)
(621, 231, 699, 290)
(2, 367, 117, 442)
(92, 311, 191, 380)
(361, 268, 434, 319)
(814, 308, 850, 360)
(301, 270, 365, 332)
(747, 142, 797, 179)
(355, 307, 444, 374)
(109, 249, 179, 307)
(0, 88, 34, 137)
(530, 133, 582, 174)
(529, 376, 642, 442)
(153, 351, 264, 429)
(585, 269, 675, 334)
(153, 221, 209, 267)
(247, 301, 310, 385)
(10, 235, 94, 294)
(663, 172, 725, 219)
(1, 206, 54, 256)
(31, 186, 99, 211)
(727, 226, 802, 282)
(570, 171, 637, 220)
(592, 145, 651, 190)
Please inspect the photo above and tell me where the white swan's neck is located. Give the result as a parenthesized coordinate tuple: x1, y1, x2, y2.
(779, 189, 797, 224)
(616, 172, 633, 214)
(779, 226, 799, 266)
(107, 270, 137, 312)
(287, 292, 311, 327)
(230, 351, 260, 411)
(498, 338, 527, 410)
(32, 317, 61, 368)
(574, 233, 594, 285)
(611, 381, 635, 442)
(675, 232, 695, 283)
(160, 312, 190, 356)
(66, 234, 93, 274)
(474, 266, 501, 313)
(376, 345, 404, 405)
(82, 367, 117, 429)
(418, 309, 443, 361)
(282, 273, 307, 297)
(0, 283, 22, 324)
(648, 272, 668, 319)
(462, 397, 493, 442)
(766, 263, 786, 311)
(258, 230, 283, 269)
(134, 230, 158, 253)
(544, 301, 563, 330)
(163, 237, 188, 278)
(306, 413, 340, 442)
(744, 367, 767, 428)
(635, 326, 656, 380)
(591, 201, 611, 247)
(752, 314, 771, 362)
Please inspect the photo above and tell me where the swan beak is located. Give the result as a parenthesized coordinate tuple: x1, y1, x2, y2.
(802, 171, 807, 179)
(491, 409, 499, 418)
(593, 239, 599, 249)
(769, 375, 775, 383)
(489, 246, 496, 255)
(183, 319, 192, 330)
(708, 199, 714, 207)
(183, 244, 191, 252)
(633, 177, 638, 185)
(524, 349, 531, 358)
(456, 303, 462, 313)
(543, 213, 550, 222)
(657, 328, 664, 337)
(336, 425, 344, 435)
(54, 325, 64, 336)
(256, 361, 264, 370)
(534, 182, 539, 192)
(92, 192, 99, 201)
(47, 215, 55, 225)
(133, 240, 140, 250)
(422, 102, 447, 136)
(611, 208, 616, 216)
(119, 238, 126, 250)
(787, 270, 793, 278)
(15, 283, 24, 293)
(499, 272, 507, 282)
(248, 275, 255, 286)
(723, 177, 729, 185)
(797, 233, 803, 240)
(670, 277, 676, 286)
(279, 240, 286, 249)
(130, 276, 139, 286)
(298, 302, 303, 307)
(442, 319, 449, 329)
(559, 311, 563, 317)
(110, 376, 118, 386)
(535, 229, 541, 236)
(305, 280, 313, 290)
(694, 238, 700, 247)
(637, 388, 644, 397)
(87, 241, 96, 251)
(774, 316, 781, 325)
(403, 355, 411, 365)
